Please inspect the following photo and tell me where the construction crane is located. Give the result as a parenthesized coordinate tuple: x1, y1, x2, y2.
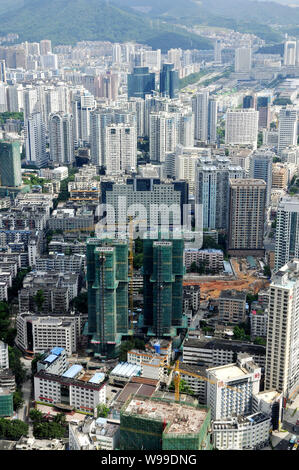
(167, 360, 243, 402)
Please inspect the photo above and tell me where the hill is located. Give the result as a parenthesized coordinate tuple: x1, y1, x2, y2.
(0, 0, 212, 50)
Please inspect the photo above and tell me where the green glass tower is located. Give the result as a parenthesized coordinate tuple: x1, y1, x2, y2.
(86, 238, 129, 358)
(0, 140, 22, 187)
(0, 389, 13, 417)
(127, 67, 155, 99)
(143, 236, 185, 337)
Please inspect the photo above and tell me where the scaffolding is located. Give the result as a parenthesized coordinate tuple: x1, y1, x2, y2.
(119, 394, 211, 451)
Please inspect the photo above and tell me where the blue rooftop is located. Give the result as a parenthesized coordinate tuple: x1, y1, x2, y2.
(89, 373, 105, 384)
(51, 347, 64, 356)
(44, 354, 58, 363)
(62, 364, 83, 378)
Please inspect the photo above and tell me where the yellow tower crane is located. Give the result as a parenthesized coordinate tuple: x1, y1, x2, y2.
(168, 360, 244, 402)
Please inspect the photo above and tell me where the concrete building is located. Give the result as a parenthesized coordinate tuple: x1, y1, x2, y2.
(36, 347, 68, 375)
(192, 91, 217, 144)
(249, 148, 273, 208)
(0, 340, 9, 369)
(49, 112, 74, 165)
(127, 67, 155, 99)
(284, 40, 296, 66)
(252, 390, 283, 431)
(25, 112, 47, 168)
(235, 47, 252, 73)
(228, 179, 266, 256)
(182, 337, 266, 370)
(218, 290, 246, 324)
(0, 388, 13, 417)
(196, 155, 244, 230)
(212, 412, 270, 450)
(207, 354, 261, 420)
(272, 163, 288, 189)
(120, 396, 212, 450)
(278, 108, 297, 156)
(69, 417, 120, 450)
(184, 248, 224, 272)
(265, 260, 299, 398)
(34, 364, 106, 413)
(275, 196, 299, 271)
(105, 124, 137, 175)
(225, 109, 258, 150)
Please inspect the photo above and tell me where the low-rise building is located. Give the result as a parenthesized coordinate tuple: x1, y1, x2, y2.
(69, 416, 120, 450)
(0, 340, 9, 369)
(184, 249, 224, 272)
(212, 412, 271, 450)
(0, 388, 13, 417)
(218, 290, 247, 324)
(34, 364, 106, 413)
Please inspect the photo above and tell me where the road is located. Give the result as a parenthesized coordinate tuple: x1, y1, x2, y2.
(17, 358, 33, 423)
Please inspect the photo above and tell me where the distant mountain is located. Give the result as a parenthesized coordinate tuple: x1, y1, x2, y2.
(112, 0, 299, 24)
(0, 0, 212, 50)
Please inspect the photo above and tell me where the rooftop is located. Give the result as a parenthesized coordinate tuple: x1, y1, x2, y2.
(207, 364, 247, 381)
(124, 397, 208, 435)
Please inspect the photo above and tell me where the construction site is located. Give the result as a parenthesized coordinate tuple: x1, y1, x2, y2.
(119, 395, 212, 450)
(184, 258, 270, 300)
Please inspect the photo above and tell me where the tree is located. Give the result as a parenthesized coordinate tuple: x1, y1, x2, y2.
(0, 418, 28, 440)
(71, 291, 88, 314)
(53, 413, 66, 425)
(30, 408, 44, 423)
(13, 390, 24, 411)
(8, 347, 26, 388)
(263, 265, 271, 278)
(31, 353, 44, 375)
(97, 404, 110, 418)
(34, 289, 45, 311)
(133, 252, 143, 269)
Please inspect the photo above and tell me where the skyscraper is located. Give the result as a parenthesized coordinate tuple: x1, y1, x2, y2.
(90, 109, 113, 167)
(40, 39, 52, 56)
(0, 140, 22, 187)
(105, 123, 137, 175)
(234, 47, 252, 73)
(86, 238, 129, 359)
(0, 60, 6, 83)
(225, 108, 259, 149)
(228, 179, 266, 255)
(160, 64, 179, 99)
(243, 95, 256, 109)
(49, 112, 74, 165)
(265, 260, 299, 398)
(283, 40, 296, 66)
(143, 237, 185, 337)
(257, 96, 270, 129)
(25, 112, 47, 168)
(249, 148, 274, 208)
(192, 91, 217, 143)
(196, 155, 244, 230)
(127, 67, 155, 99)
(149, 112, 178, 163)
(274, 196, 299, 272)
(278, 107, 297, 156)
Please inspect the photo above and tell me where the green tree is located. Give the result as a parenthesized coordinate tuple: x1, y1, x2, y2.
(97, 404, 110, 418)
(13, 390, 24, 411)
(0, 418, 28, 440)
(30, 408, 44, 423)
(8, 347, 26, 388)
(263, 265, 271, 278)
(34, 289, 45, 311)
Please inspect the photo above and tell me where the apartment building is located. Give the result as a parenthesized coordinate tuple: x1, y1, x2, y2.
(218, 290, 246, 324)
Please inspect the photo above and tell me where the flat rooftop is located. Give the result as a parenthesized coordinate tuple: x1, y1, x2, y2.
(124, 398, 208, 435)
(207, 364, 247, 381)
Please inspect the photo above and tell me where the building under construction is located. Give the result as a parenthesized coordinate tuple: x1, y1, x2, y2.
(86, 238, 129, 359)
(119, 395, 212, 450)
(142, 236, 187, 338)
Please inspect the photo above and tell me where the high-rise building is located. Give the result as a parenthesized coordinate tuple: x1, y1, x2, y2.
(149, 112, 178, 163)
(214, 40, 222, 64)
(25, 112, 47, 168)
(283, 40, 296, 66)
(105, 124, 137, 175)
(90, 109, 113, 168)
(249, 148, 274, 208)
(0, 60, 6, 83)
(274, 196, 299, 272)
(207, 354, 261, 420)
(40, 39, 52, 56)
(265, 260, 299, 398)
(23, 88, 39, 121)
(142, 237, 186, 337)
(86, 238, 129, 358)
(234, 47, 252, 73)
(196, 156, 244, 230)
(192, 92, 217, 143)
(228, 179, 266, 255)
(160, 64, 179, 99)
(243, 95, 256, 109)
(0, 140, 22, 187)
(49, 112, 74, 165)
(257, 96, 271, 129)
(127, 67, 155, 100)
(278, 107, 297, 156)
(225, 109, 259, 149)
(112, 43, 122, 64)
